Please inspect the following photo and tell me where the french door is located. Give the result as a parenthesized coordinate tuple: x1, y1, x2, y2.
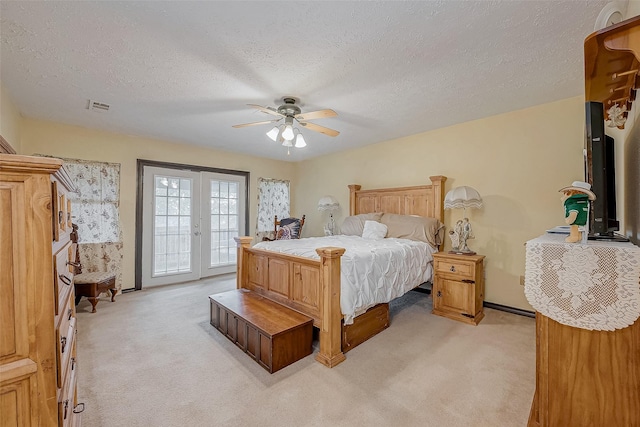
(200, 172, 244, 277)
(141, 165, 246, 287)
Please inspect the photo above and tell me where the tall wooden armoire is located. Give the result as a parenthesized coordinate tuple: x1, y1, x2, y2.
(1, 154, 83, 426)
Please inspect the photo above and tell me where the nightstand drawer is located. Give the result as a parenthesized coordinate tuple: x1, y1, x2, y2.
(434, 258, 474, 278)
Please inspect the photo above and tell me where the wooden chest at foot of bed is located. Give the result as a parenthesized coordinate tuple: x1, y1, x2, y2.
(342, 303, 390, 353)
(209, 289, 313, 373)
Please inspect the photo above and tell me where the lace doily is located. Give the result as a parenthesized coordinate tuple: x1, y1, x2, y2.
(524, 234, 640, 331)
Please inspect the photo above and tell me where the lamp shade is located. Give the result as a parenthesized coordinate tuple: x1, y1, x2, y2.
(444, 186, 483, 210)
(294, 132, 306, 148)
(266, 126, 280, 142)
(282, 124, 294, 140)
(317, 195, 339, 211)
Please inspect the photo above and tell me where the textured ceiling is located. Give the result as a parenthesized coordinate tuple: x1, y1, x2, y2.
(0, 1, 619, 161)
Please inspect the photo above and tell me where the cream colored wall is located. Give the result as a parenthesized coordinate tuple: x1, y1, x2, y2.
(0, 83, 22, 152)
(20, 118, 296, 290)
(14, 96, 621, 310)
(294, 96, 586, 310)
(627, 2, 640, 19)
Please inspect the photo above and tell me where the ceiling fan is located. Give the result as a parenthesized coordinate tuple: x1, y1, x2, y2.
(233, 97, 340, 148)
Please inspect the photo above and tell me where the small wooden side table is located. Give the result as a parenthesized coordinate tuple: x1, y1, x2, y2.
(432, 252, 485, 325)
(74, 272, 117, 313)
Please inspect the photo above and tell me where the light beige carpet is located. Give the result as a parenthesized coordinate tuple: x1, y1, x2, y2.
(76, 275, 535, 427)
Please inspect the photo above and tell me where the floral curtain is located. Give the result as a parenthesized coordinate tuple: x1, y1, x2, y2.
(256, 178, 290, 241)
(62, 158, 124, 291)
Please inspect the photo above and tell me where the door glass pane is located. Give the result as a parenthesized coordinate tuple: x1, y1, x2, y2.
(155, 197, 167, 215)
(180, 179, 191, 197)
(229, 182, 238, 199)
(153, 175, 193, 276)
(155, 177, 168, 196)
(209, 178, 240, 268)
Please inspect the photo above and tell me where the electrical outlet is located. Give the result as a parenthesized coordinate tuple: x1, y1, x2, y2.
(520, 275, 525, 286)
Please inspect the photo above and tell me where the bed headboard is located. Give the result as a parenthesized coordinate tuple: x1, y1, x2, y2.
(348, 176, 447, 222)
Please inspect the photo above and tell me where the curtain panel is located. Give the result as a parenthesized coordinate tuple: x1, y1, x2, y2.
(256, 178, 290, 241)
(62, 158, 124, 291)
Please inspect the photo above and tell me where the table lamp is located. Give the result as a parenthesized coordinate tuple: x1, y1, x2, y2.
(317, 195, 340, 235)
(444, 186, 483, 255)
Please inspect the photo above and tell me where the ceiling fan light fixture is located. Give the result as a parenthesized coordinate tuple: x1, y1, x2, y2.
(295, 132, 307, 148)
(236, 98, 340, 152)
(266, 126, 280, 141)
(282, 124, 294, 140)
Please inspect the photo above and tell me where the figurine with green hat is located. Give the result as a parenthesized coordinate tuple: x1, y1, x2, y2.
(559, 181, 596, 243)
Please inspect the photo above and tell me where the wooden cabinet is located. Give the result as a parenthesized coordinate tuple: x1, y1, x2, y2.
(432, 252, 485, 325)
(0, 154, 83, 426)
(528, 313, 640, 427)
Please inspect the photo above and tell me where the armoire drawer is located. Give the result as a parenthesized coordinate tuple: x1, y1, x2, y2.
(56, 298, 76, 388)
(54, 241, 75, 316)
(58, 351, 78, 427)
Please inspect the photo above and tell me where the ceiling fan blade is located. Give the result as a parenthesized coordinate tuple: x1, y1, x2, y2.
(298, 121, 340, 137)
(295, 109, 337, 121)
(232, 119, 281, 128)
(247, 104, 284, 117)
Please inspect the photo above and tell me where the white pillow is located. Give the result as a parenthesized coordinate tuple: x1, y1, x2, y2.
(362, 220, 388, 240)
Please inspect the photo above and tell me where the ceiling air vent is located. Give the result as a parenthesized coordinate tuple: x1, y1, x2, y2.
(87, 100, 110, 112)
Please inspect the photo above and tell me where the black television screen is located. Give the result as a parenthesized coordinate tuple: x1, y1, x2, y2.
(585, 101, 627, 241)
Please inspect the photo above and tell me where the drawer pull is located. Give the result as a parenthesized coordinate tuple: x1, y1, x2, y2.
(67, 308, 73, 320)
(67, 261, 81, 268)
(60, 336, 67, 353)
(63, 399, 69, 420)
(71, 357, 76, 371)
(449, 266, 456, 272)
(59, 274, 72, 286)
(462, 279, 475, 284)
(73, 402, 86, 414)
(437, 290, 442, 298)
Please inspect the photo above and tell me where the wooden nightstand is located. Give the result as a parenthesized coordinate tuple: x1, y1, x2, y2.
(432, 252, 485, 325)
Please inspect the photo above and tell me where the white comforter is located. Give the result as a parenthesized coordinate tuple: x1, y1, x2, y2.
(252, 235, 437, 324)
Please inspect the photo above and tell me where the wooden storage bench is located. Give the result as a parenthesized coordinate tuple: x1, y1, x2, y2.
(209, 289, 313, 373)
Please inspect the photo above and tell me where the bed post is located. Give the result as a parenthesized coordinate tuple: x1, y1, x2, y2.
(234, 236, 253, 289)
(348, 184, 361, 216)
(429, 175, 447, 222)
(315, 246, 346, 368)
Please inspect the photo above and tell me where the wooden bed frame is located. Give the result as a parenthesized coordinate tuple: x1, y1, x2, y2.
(235, 175, 446, 367)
